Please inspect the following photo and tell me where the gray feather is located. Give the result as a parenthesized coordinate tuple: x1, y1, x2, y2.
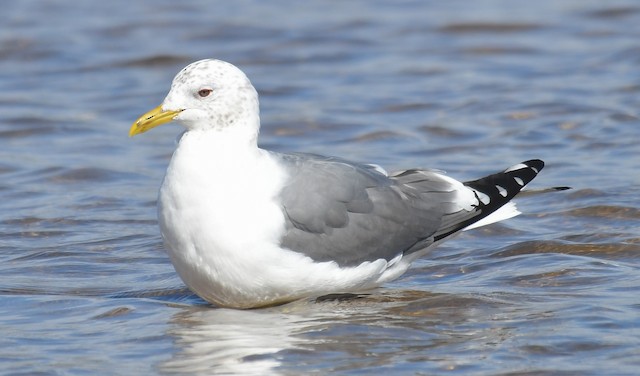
(274, 153, 460, 267)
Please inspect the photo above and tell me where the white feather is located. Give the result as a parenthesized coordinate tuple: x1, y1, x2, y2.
(137, 59, 541, 309)
(504, 163, 528, 173)
(462, 202, 521, 231)
(159, 130, 408, 308)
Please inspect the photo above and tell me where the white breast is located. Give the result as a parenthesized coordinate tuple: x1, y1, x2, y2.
(158, 130, 290, 305)
(157, 130, 404, 308)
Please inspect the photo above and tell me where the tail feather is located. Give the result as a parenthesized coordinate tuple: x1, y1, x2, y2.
(433, 159, 545, 241)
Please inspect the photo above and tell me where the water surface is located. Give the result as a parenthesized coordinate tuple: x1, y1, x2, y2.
(1, 0, 639, 374)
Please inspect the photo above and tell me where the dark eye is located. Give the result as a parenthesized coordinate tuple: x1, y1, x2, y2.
(198, 88, 213, 98)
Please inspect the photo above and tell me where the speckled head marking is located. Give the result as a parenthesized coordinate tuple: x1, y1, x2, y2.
(162, 59, 260, 132)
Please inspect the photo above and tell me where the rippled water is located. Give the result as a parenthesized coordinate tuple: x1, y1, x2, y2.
(2, 0, 639, 374)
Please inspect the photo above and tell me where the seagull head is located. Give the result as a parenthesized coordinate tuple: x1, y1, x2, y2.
(129, 59, 260, 136)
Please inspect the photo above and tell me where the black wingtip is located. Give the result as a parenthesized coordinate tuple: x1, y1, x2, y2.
(431, 158, 572, 243)
(520, 159, 544, 172)
(433, 159, 548, 242)
(463, 159, 546, 217)
(465, 159, 545, 202)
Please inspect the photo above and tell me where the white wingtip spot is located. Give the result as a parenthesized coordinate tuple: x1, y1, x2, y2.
(530, 166, 539, 174)
(504, 163, 528, 173)
(514, 176, 524, 186)
(496, 185, 508, 197)
(475, 190, 491, 205)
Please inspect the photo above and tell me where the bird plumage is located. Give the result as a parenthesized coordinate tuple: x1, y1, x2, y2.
(130, 59, 555, 308)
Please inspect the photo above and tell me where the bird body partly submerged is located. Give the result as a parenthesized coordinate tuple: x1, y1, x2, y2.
(130, 59, 554, 309)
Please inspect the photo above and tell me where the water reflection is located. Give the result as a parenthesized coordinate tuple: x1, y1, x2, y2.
(162, 304, 308, 374)
(160, 289, 517, 374)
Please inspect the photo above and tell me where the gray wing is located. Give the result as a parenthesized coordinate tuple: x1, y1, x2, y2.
(275, 152, 455, 267)
(275, 153, 546, 268)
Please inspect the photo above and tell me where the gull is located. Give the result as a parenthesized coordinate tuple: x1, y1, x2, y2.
(130, 59, 554, 309)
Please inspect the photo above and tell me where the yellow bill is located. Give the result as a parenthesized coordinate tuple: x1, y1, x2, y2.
(129, 105, 183, 137)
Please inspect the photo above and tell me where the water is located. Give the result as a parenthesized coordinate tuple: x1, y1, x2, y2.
(1, 0, 639, 374)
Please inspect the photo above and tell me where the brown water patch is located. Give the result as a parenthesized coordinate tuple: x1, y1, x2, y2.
(93, 306, 135, 319)
(47, 167, 138, 184)
(438, 22, 543, 34)
(378, 102, 437, 113)
(116, 54, 191, 68)
(566, 205, 640, 220)
(418, 124, 467, 138)
(492, 240, 640, 259)
(461, 46, 537, 56)
(586, 6, 640, 19)
(565, 189, 608, 200)
(352, 130, 405, 142)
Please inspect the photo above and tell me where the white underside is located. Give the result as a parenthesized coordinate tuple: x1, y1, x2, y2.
(159, 130, 521, 308)
(159, 130, 415, 308)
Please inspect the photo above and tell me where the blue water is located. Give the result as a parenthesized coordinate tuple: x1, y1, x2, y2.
(1, 0, 639, 374)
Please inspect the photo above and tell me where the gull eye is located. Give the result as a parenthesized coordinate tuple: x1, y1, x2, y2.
(198, 88, 213, 98)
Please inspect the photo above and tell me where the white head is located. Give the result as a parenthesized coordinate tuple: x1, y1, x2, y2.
(130, 59, 260, 137)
